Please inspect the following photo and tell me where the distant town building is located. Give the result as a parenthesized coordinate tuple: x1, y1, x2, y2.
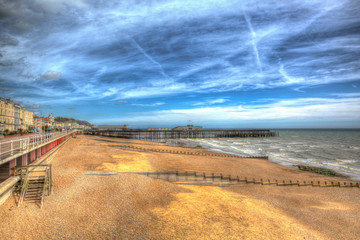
(48, 113, 55, 128)
(172, 125, 203, 131)
(44, 118, 51, 128)
(33, 115, 45, 132)
(54, 121, 65, 130)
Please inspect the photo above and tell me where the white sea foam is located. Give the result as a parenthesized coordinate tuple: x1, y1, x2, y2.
(169, 130, 360, 180)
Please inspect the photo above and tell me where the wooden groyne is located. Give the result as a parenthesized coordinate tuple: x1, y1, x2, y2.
(85, 129, 276, 141)
(140, 171, 360, 188)
(109, 144, 269, 159)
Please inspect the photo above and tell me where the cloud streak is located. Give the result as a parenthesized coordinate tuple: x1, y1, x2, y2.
(96, 97, 360, 127)
(0, 0, 359, 127)
(193, 98, 230, 106)
(242, 7, 262, 72)
(40, 71, 62, 80)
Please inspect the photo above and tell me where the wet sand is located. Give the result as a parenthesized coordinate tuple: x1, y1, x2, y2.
(0, 135, 359, 239)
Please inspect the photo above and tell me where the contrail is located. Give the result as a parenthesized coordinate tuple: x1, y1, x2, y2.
(242, 9, 262, 72)
(128, 36, 172, 81)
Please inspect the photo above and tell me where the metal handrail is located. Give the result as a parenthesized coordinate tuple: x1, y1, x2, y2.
(0, 131, 73, 160)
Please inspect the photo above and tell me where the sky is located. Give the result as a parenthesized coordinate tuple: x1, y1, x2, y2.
(0, 0, 359, 129)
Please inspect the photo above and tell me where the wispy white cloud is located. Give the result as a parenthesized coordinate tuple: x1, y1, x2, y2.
(34, 0, 88, 13)
(40, 71, 62, 80)
(193, 98, 230, 106)
(1, 0, 359, 126)
(331, 93, 360, 98)
(278, 64, 304, 85)
(131, 102, 165, 107)
(118, 83, 189, 99)
(116, 100, 128, 104)
(101, 88, 119, 98)
(96, 97, 360, 126)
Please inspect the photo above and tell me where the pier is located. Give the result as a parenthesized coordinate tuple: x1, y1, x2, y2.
(85, 129, 276, 141)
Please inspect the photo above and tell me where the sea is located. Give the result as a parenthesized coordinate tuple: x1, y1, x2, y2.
(166, 129, 360, 180)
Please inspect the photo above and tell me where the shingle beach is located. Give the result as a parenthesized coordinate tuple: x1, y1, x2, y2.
(1, 135, 359, 239)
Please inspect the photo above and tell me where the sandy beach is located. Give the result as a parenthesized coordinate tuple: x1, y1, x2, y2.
(0, 135, 359, 239)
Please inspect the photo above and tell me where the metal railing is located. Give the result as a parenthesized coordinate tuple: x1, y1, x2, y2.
(0, 131, 72, 161)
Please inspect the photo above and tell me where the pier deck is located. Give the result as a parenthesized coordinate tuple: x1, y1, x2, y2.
(86, 129, 276, 141)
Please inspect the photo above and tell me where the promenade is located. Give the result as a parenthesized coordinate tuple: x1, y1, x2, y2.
(0, 132, 69, 162)
(1, 135, 359, 239)
(0, 131, 73, 183)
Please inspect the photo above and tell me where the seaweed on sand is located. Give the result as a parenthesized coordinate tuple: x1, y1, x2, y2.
(297, 165, 347, 178)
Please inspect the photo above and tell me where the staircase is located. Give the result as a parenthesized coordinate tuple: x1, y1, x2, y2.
(15, 165, 52, 208)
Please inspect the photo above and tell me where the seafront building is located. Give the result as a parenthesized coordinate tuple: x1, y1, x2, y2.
(20, 107, 26, 130)
(20, 107, 34, 131)
(44, 118, 51, 129)
(0, 98, 35, 132)
(0, 98, 15, 132)
(0, 97, 56, 133)
(48, 113, 55, 128)
(14, 104, 21, 130)
(53, 122, 64, 130)
(34, 114, 62, 132)
(33, 115, 45, 132)
(0, 97, 90, 134)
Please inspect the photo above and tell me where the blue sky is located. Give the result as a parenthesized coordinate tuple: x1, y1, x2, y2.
(0, 0, 359, 128)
